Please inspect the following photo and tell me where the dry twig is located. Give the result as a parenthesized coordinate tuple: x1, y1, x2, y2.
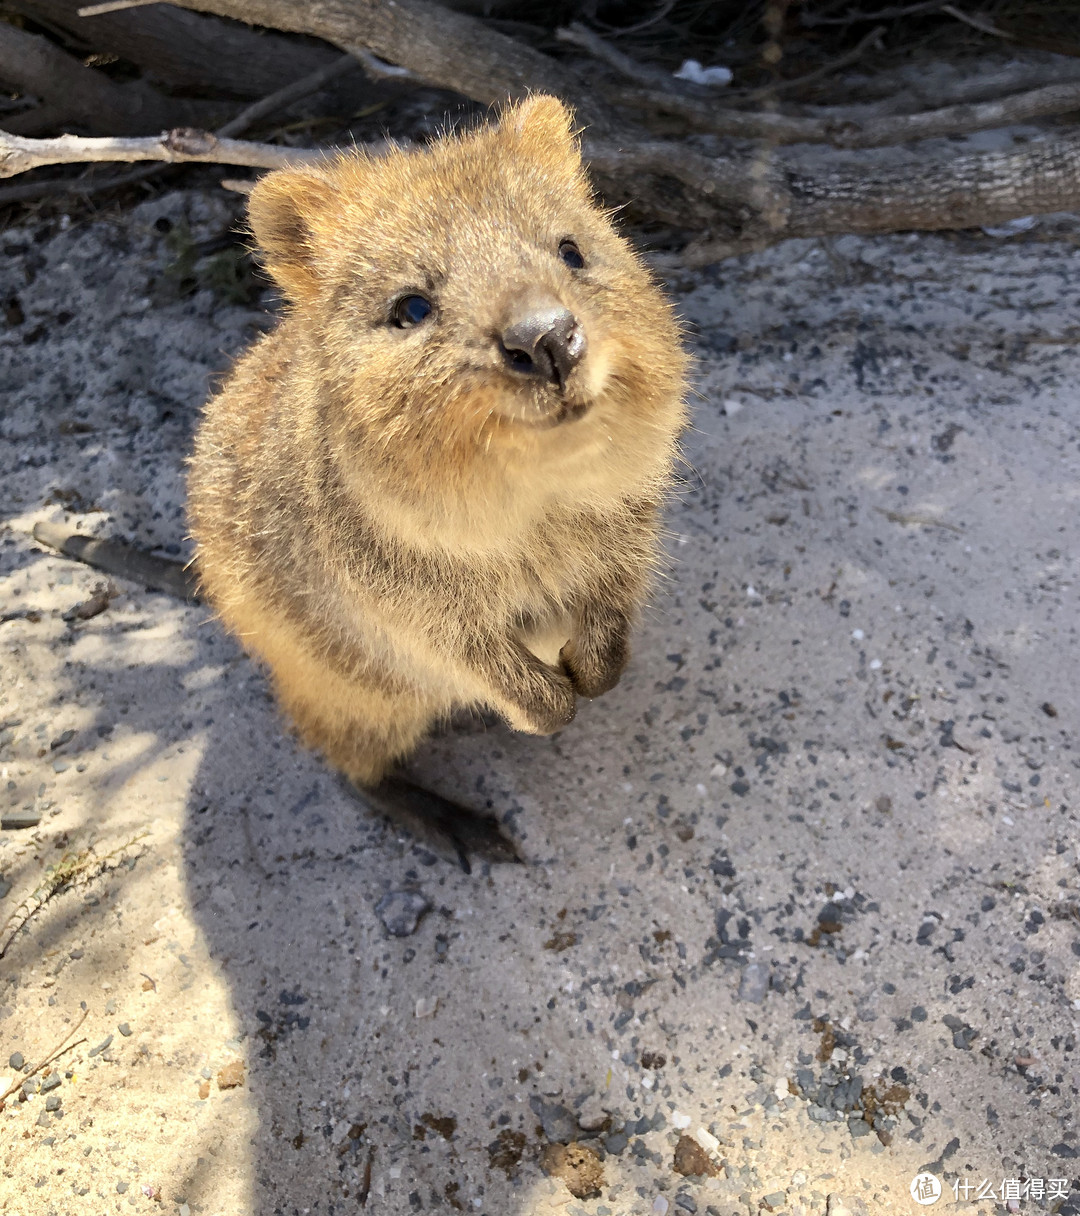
(217, 53, 360, 139)
(0, 1009, 89, 1111)
(555, 22, 686, 93)
(32, 522, 201, 600)
(940, 5, 1016, 41)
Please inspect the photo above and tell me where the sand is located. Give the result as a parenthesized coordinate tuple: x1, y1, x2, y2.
(1, 188, 1078, 1215)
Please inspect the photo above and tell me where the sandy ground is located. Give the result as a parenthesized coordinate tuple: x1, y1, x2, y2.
(1, 188, 1079, 1216)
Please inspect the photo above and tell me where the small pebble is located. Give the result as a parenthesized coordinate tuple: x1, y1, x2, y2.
(39, 1073, 61, 1093)
(692, 1126, 719, 1154)
(375, 890, 431, 937)
(652, 1197, 669, 1215)
(851, 629, 864, 640)
(8, 1052, 24, 1070)
(671, 1110, 691, 1130)
(117, 1022, 132, 1037)
(88, 1034, 113, 1058)
(44, 1095, 61, 1112)
(116, 1181, 128, 1194)
(216, 1060, 245, 1090)
(1, 809, 42, 830)
(738, 962, 769, 1004)
(415, 996, 438, 1018)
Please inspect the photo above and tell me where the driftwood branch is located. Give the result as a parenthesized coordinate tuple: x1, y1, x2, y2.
(0, 128, 323, 178)
(0, 50, 352, 203)
(607, 78, 1080, 149)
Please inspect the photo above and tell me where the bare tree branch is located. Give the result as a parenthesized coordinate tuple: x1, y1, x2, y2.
(940, 4, 1015, 42)
(801, 1, 943, 25)
(0, 128, 323, 178)
(828, 53, 1080, 113)
(607, 79, 1080, 149)
(555, 22, 686, 94)
(0, 51, 361, 204)
(77, 0, 160, 13)
(737, 24, 886, 100)
(216, 52, 359, 138)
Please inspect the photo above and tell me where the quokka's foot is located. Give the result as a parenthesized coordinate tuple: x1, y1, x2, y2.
(347, 774, 522, 874)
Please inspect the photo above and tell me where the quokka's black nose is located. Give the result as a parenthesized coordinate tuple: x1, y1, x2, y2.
(500, 305, 586, 389)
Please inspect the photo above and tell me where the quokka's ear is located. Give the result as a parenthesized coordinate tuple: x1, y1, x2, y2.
(246, 166, 339, 302)
(500, 94, 581, 169)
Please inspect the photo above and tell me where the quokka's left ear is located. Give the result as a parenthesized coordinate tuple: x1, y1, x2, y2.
(247, 161, 349, 304)
(498, 94, 582, 169)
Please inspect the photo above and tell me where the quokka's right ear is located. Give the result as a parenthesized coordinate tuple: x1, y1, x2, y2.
(247, 166, 339, 302)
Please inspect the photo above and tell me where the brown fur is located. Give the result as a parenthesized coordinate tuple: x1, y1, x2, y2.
(187, 96, 688, 789)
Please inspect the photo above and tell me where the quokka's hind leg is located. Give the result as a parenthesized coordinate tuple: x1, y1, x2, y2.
(264, 644, 521, 872)
(347, 775, 522, 874)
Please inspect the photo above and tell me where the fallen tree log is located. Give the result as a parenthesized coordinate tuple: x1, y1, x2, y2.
(5, 0, 1079, 262)
(6, 0, 346, 97)
(0, 20, 232, 136)
(162, 0, 609, 128)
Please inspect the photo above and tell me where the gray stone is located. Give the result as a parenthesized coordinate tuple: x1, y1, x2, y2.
(39, 1073, 61, 1093)
(1, 809, 41, 830)
(737, 962, 769, 1004)
(827, 1196, 868, 1216)
(375, 890, 431, 937)
(88, 1034, 113, 1058)
(604, 1131, 629, 1155)
(529, 1095, 579, 1143)
(8, 1052, 23, 1070)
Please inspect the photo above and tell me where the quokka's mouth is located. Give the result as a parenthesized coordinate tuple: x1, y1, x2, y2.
(513, 393, 593, 429)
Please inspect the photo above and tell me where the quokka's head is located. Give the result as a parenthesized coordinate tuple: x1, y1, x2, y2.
(247, 95, 687, 474)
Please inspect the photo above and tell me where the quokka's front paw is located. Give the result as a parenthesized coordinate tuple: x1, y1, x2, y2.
(502, 666, 577, 736)
(560, 634, 629, 699)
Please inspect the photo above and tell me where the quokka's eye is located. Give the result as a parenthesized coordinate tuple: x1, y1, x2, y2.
(559, 241, 585, 270)
(392, 295, 433, 327)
